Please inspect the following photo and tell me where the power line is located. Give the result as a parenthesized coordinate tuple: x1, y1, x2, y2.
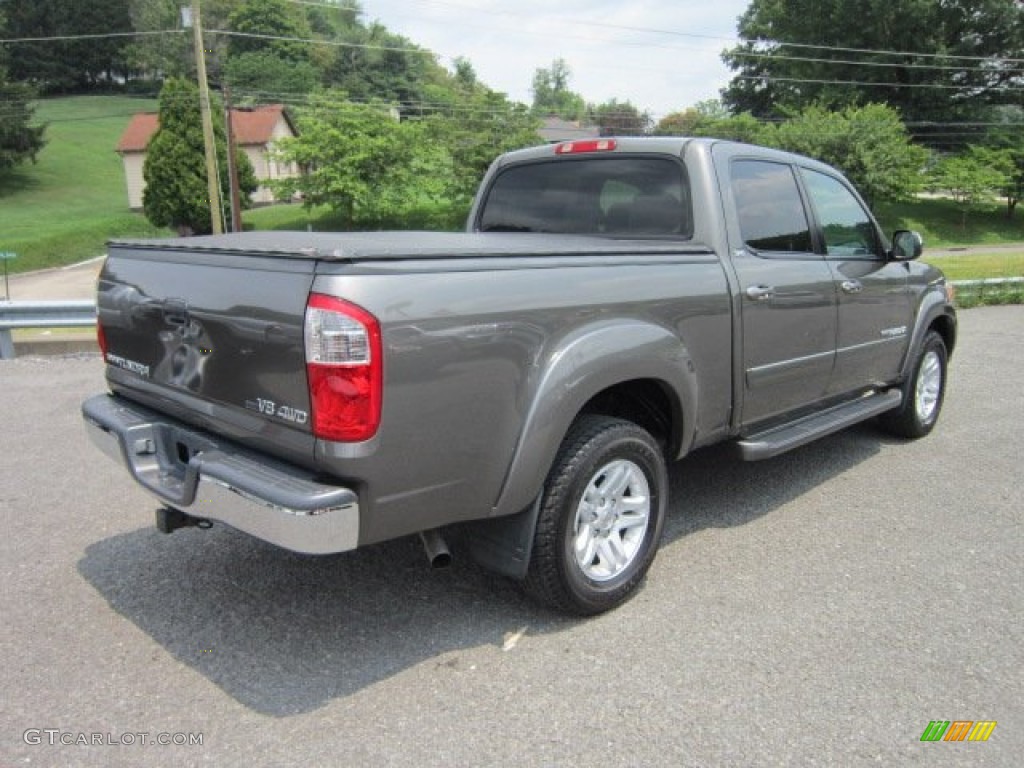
(728, 49, 1024, 76)
(369, 0, 1024, 65)
(735, 74, 1024, 93)
(0, 29, 185, 44)
(733, 37, 1024, 66)
(4, 18, 1020, 80)
(288, 0, 360, 9)
(206, 28, 436, 55)
(208, 28, 1024, 88)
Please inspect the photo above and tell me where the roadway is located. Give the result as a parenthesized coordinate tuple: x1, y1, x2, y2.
(0, 306, 1020, 766)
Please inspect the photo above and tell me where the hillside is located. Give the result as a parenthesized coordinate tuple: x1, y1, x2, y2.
(2, 95, 1022, 278)
(1, 95, 164, 273)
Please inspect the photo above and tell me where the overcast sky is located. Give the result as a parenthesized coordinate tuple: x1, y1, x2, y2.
(356, 0, 752, 120)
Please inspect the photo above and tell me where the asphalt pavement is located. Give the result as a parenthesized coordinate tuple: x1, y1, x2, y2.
(0, 306, 1020, 767)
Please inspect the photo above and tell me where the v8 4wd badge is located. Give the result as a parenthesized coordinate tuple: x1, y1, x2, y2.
(245, 398, 308, 425)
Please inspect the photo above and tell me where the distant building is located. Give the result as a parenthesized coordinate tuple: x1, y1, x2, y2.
(115, 104, 300, 210)
(538, 116, 601, 143)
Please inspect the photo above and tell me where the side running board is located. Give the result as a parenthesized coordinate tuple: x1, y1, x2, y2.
(736, 390, 902, 461)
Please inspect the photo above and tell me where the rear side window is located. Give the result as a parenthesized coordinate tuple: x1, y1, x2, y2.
(731, 160, 813, 254)
(478, 157, 691, 238)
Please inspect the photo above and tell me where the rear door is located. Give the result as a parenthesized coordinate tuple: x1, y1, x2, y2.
(797, 168, 912, 395)
(716, 149, 838, 427)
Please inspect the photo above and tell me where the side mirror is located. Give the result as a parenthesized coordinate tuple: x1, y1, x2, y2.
(891, 230, 923, 261)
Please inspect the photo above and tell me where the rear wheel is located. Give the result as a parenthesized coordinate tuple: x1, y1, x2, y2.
(880, 330, 948, 438)
(524, 415, 667, 615)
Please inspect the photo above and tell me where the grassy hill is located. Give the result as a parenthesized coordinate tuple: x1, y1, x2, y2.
(1, 95, 164, 273)
(2, 95, 1022, 279)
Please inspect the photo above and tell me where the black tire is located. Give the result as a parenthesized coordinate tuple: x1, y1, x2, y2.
(879, 330, 948, 438)
(523, 415, 667, 615)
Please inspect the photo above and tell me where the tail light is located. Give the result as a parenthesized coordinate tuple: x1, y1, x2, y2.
(304, 293, 382, 442)
(97, 321, 109, 360)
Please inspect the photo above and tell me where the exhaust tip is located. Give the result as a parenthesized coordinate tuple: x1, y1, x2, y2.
(430, 551, 452, 569)
(419, 529, 451, 569)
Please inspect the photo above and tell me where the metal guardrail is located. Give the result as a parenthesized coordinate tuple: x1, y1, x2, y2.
(951, 277, 1024, 306)
(0, 279, 1022, 359)
(951, 277, 1024, 288)
(0, 300, 97, 359)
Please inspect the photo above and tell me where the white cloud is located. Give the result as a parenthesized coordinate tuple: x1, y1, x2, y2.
(357, 0, 751, 119)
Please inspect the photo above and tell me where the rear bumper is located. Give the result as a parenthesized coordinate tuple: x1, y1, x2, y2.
(82, 394, 359, 555)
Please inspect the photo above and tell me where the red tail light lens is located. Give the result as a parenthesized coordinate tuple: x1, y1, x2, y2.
(97, 321, 109, 360)
(304, 293, 382, 442)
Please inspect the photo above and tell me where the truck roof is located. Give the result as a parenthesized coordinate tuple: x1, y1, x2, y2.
(493, 136, 841, 176)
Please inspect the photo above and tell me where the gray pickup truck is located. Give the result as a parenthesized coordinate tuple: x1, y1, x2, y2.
(82, 137, 956, 615)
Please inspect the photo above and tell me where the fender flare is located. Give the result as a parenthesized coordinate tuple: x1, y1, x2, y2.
(900, 285, 957, 381)
(491, 319, 698, 519)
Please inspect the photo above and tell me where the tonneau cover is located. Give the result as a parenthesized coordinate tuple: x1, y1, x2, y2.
(110, 230, 711, 261)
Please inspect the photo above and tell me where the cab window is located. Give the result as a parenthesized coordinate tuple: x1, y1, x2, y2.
(731, 160, 813, 254)
(800, 169, 881, 258)
(477, 157, 691, 238)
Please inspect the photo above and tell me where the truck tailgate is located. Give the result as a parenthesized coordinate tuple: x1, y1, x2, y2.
(97, 243, 317, 464)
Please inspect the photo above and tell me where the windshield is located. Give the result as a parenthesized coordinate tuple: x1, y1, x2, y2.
(477, 156, 692, 239)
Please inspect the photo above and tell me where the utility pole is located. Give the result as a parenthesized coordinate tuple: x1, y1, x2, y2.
(189, 0, 224, 234)
(223, 84, 243, 233)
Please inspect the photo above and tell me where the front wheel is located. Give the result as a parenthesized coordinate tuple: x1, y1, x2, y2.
(523, 415, 667, 615)
(879, 330, 948, 438)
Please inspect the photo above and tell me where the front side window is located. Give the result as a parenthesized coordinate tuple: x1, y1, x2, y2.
(731, 160, 813, 254)
(477, 157, 691, 238)
(800, 169, 881, 258)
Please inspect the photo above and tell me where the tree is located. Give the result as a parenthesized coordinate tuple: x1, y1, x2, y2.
(0, 9, 46, 173)
(224, 51, 318, 95)
(226, 0, 313, 63)
(2, 0, 133, 92)
(770, 103, 928, 205)
(588, 99, 651, 136)
(270, 90, 449, 227)
(980, 106, 1024, 218)
(142, 78, 257, 235)
(929, 150, 1012, 228)
(421, 73, 540, 207)
(653, 100, 768, 143)
(125, 0, 191, 81)
(722, 0, 1024, 136)
(324, 23, 435, 111)
(531, 58, 586, 120)
(0, 74, 46, 172)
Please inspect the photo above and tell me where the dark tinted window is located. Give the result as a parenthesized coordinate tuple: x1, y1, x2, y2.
(731, 160, 812, 253)
(478, 157, 691, 238)
(800, 169, 880, 258)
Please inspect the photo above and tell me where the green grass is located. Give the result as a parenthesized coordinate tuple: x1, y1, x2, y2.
(242, 200, 466, 232)
(1, 95, 166, 273)
(2, 96, 1022, 279)
(242, 203, 349, 232)
(875, 197, 1024, 248)
(924, 251, 1024, 281)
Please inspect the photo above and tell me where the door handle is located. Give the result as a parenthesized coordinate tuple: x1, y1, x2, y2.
(745, 284, 775, 302)
(841, 280, 863, 294)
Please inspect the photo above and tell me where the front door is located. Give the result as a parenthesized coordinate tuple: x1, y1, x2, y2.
(798, 168, 912, 395)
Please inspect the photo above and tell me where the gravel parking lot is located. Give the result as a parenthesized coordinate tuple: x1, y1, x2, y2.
(1, 306, 1021, 767)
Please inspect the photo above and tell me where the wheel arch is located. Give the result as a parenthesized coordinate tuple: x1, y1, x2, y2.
(901, 289, 957, 381)
(491, 319, 696, 520)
